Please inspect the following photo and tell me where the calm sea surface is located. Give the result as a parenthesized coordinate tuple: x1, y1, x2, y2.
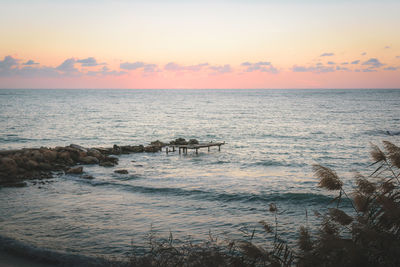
(1, 89, 400, 262)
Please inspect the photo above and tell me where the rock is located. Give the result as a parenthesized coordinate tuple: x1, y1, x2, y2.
(114, 169, 128, 174)
(87, 148, 103, 159)
(188, 139, 199, 145)
(65, 148, 80, 162)
(42, 150, 58, 162)
(79, 156, 99, 164)
(99, 161, 115, 167)
(0, 157, 18, 174)
(131, 145, 144, 153)
(69, 144, 87, 152)
(58, 151, 72, 163)
(82, 174, 94, 179)
(120, 145, 144, 153)
(26, 159, 39, 170)
(38, 162, 52, 170)
(31, 150, 44, 162)
(144, 146, 160, 153)
(170, 138, 188, 145)
(104, 156, 118, 164)
(150, 140, 166, 147)
(112, 144, 121, 154)
(66, 166, 83, 174)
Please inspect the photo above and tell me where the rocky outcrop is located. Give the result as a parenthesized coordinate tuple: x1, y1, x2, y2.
(170, 138, 188, 145)
(188, 139, 199, 145)
(114, 169, 128, 174)
(66, 166, 83, 174)
(0, 138, 199, 186)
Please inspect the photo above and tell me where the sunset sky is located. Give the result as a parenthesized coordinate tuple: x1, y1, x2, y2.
(1, 0, 399, 89)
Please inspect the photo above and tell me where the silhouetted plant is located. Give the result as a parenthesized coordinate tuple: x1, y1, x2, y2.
(128, 141, 400, 266)
(298, 141, 400, 267)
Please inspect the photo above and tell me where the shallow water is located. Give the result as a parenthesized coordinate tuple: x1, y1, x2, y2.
(1, 89, 400, 261)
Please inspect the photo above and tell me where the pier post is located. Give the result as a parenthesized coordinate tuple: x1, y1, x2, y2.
(208, 147, 210, 152)
(196, 148, 198, 154)
(218, 145, 221, 151)
(179, 147, 181, 154)
(166, 147, 169, 154)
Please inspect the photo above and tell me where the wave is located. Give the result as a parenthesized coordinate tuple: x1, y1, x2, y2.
(363, 129, 400, 136)
(251, 159, 306, 168)
(0, 235, 116, 267)
(86, 180, 336, 205)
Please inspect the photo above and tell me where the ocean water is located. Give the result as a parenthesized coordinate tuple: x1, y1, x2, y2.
(1, 89, 400, 262)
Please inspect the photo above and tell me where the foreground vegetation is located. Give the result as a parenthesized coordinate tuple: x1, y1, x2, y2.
(128, 141, 400, 267)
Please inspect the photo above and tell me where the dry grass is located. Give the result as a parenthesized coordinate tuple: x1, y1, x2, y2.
(127, 141, 400, 267)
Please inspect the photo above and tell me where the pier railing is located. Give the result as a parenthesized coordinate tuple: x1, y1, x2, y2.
(165, 142, 225, 154)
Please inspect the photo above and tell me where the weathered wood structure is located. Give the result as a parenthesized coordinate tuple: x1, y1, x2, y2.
(165, 142, 225, 155)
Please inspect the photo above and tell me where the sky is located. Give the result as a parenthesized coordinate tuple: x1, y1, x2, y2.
(0, 0, 399, 89)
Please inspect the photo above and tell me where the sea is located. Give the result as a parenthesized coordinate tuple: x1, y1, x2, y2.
(0, 89, 399, 264)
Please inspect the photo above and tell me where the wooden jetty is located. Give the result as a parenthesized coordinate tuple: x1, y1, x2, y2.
(165, 142, 225, 155)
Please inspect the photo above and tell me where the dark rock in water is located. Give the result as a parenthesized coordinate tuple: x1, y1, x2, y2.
(26, 159, 39, 170)
(38, 162, 52, 170)
(31, 150, 44, 162)
(114, 169, 128, 174)
(79, 156, 99, 164)
(0, 157, 18, 174)
(150, 140, 166, 147)
(188, 139, 199, 145)
(87, 148, 103, 160)
(104, 156, 118, 164)
(58, 151, 73, 164)
(144, 146, 160, 153)
(170, 138, 188, 145)
(66, 166, 83, 174)
(132, 145, 144, 153)
(120, 145, 144, 153)
(82, 174, 94, 179)
(112, 144, 122, 154)
(42, 149, 58, 162)
(69, 144, 87, 152)
(99, 161, 115, 167)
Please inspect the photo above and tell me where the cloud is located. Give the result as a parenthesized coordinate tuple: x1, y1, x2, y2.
(143, 64, 158, 73)
(120, 61, 145, 70)
(351, 60, 360, 64)
(23, 59, 39, 66)
(384, 46, 391, 49)
(0, 55, 129, 78)
(87, 66, 126, 76)
(341, 62, 348, 65)
(241, 61, 278, 73)
(362, 69, 377, 72)
(164, 62, 209, 72)
(77, 57, 102, 67)
(396, 56, 400, 59)
(209, 64, 232, 74)
(336, 66, 350, 71)
(383, 66, 397, 71)
(120, 61, 157, 72)
(56, 58, 78, 73)
(0, 55, 19, 70)
(292, 64, 334, 73)
(327, 61, 335, 65)
(320, 53, 334, 57)
(361, 52, 367, 56)
(362, 58, 384, 68)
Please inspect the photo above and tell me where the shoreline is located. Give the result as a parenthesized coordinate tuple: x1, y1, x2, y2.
(0, 249, 53, 267)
